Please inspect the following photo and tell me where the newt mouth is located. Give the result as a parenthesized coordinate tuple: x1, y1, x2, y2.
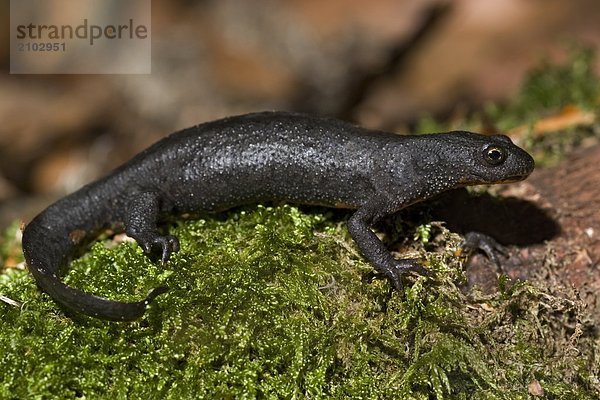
(497, 173, 530, 183)
(461, 172, 531, 185)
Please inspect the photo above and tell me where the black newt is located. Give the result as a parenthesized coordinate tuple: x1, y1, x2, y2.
(21, 112, 535, 321)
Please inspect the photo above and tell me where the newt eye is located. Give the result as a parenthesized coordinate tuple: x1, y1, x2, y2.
(483, 145, 506, 166)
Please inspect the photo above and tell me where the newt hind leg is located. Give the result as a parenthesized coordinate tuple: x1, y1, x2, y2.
(124, 191, 180, 264)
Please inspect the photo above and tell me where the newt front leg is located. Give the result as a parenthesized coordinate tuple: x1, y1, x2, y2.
(347, 203, 429, 291)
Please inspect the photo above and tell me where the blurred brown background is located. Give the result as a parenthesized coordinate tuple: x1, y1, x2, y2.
(1, 0, 599, 226)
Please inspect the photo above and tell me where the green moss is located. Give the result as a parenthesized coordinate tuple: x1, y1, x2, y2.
(1, 206, 598, 399)
(490, 45, 599, 131)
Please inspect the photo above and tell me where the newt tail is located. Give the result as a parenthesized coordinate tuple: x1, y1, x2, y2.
(22, 180, 168, 321)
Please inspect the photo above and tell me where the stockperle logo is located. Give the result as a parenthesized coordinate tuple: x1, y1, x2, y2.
(10, 0, 151, 74)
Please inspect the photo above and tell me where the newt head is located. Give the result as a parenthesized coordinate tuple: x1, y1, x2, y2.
(431, 131, 535, 187)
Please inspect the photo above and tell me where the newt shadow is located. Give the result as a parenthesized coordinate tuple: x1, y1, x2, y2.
(420, 188, 559, 293)
(369, 187, 560, 293)
(426, 188, 559, 246)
